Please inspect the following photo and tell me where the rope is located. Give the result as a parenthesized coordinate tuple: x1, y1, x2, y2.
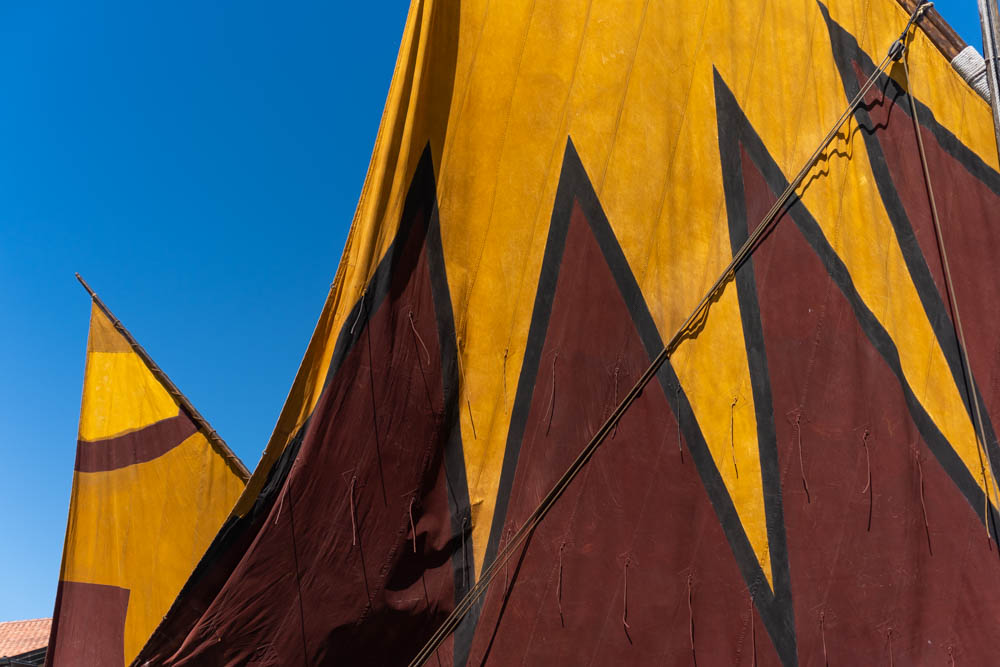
(862, 429, 873, 532)
(409, 496, 418, 553)
(408, 311, 431, 366)
(557, 542, 566, 624)
(502, 347, 510, 413)
(456, 348, 478, 440)
(349, 475, 358, 547)
(406, 6, 932, 664)
(687, 574, 696, 666)
(730, 396, 740, 479)
(792, 411, 811, 504)
(901, 54, 999, 539)
(820, 610, 828, 666)
(676, 386, 684, 462)
(545, 352, 558, 435)
(915, 451, 932, 555)
(621, 556, 631, 631)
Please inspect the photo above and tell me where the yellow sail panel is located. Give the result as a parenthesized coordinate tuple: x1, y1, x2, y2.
(135, 1, 1000, 664)
(46, 302, 246, 667)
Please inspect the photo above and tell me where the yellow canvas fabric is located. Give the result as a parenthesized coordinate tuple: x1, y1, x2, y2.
(231, 0, 999, 590)
(49, 304, 246, 665)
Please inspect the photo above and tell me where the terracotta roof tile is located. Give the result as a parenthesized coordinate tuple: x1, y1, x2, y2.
(0, 618, 50, 658)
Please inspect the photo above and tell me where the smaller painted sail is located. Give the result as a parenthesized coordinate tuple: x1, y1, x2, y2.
(46, 301, 247, 667)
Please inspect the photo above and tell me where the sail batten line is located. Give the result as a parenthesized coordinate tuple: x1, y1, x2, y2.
(407, 5, 933, 664)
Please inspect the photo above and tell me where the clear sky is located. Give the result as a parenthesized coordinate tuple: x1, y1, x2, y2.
(0, 0, 985, 623)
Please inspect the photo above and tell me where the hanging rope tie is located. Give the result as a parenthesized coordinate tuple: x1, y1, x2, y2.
(687, 574, 696, 666)
(349, 475, 358, 547)
(621, 556, 632, 632)
(901, 51, 1000, 542)
(862, 428, 873, 532)
(676, 386, 684, 463)
(461, 515, 469, 588)
(502, 347, 509, 413)
(409, 496, 418, 553)
(820, 610, 828, 666)
(350, 289, 367, 335)
(914, 449, 933, 555)
(408, 311, 431, 367)
(404, 8, 932, 662)
(612, 361, 622, 439)
(789, 410, 811, 504)
(948, 645, 955, 666)
(557, 542, 566, 626)
(887, 627, 895, 667)
(545, 352, 559, 435)
(455, 344, 478, 440)
(749, 594, 757, 667)
(730, 396, 740, 479)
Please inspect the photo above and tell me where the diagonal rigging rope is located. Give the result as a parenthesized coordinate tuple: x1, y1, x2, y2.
(408, 3, 932, 665)
(901, 53, 1000, 535)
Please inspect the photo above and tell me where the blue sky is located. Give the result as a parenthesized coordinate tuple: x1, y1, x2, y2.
(0, 0, 984, 623)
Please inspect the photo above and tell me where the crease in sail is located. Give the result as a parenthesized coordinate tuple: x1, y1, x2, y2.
(135, 146, 474, 666)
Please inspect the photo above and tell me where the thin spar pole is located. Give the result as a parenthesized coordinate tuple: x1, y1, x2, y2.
(74, 272, 250, 481)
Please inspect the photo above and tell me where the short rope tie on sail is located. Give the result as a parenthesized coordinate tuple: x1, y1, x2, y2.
(408, 311, 431, 366)
(545, 352, 559, 435)
(557, 542, 566, 625)
(676, 386, 684, 463)
(349, 475, 359, 546)
(887, 627, 895, 667)
(622, 556, 632, 631)
(749, 594, 757, 667)
(350, 289, 367, 334)
(456, 342, 478, 440)
(612, 361, 622, 439)
(818, 610, 828, 666)
(409, 496, 418, 553)
(862, 428, 873, 532)
(461, 515, 469, 587)
(730, 396, 740, 479)
(915, 450, 933, 555)
(788, 410, 810, 504)
(687, 574, 696, 665)
(502, 347, 509, 413)
(948, 645, 955, 666)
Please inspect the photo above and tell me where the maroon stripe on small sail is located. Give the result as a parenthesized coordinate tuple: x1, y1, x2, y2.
(46, 581, 129, 667)
(75, 412, 197, 473)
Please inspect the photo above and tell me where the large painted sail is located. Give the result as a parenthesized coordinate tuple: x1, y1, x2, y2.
(46, 300, 248, 666)
(138, 0, 1000, 664)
